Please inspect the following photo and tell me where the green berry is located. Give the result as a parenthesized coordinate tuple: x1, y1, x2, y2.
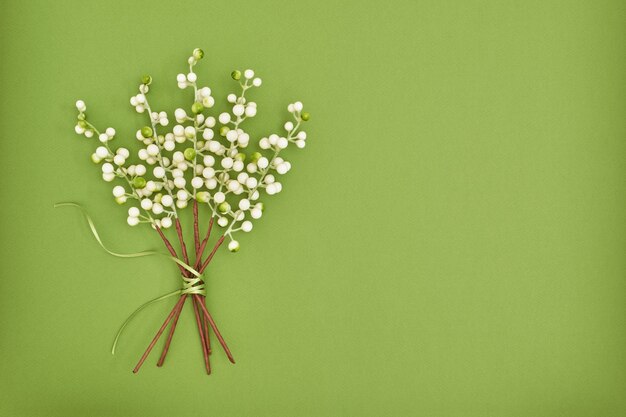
(184, 148, 196, 161)
(219, 126, 230, 136)
(301, 112, 310, 121)
(196, 191, 210, 203)
(115, 197, 127, 205)
(78, 120, 88, 128)
(250, 152, 262, 162)
(141, 126, 153, 138)
(191, 102, 204, 114)
(132, 177, 147, 188)
(231, 70, 241, 80)
(193, 48, 204, 60)
(77, 113, 86, 121)
(217, 202, 231, 213)
(91, 153, 101, 164)
(142, 75, 152, 85)
(235, 152, 246, 162)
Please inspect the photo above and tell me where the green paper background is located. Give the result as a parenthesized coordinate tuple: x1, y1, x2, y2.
(1, 0, 625, 415)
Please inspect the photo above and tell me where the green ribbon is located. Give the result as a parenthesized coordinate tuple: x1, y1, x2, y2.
(54, 202, 205, 355)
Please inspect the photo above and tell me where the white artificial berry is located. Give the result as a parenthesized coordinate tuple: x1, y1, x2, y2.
(219, 112, 231, 124)
(153, 166, 165, 178)
(112, 186, 125, 198)
(174, 177, 186, 188)
(102, 163, 114, 174)
(238, 199, 250, 210)
(152, 203, 164, 215)
(140, 198, 153, 210)
(203, 155, 215, 166)
(277, 137, 288, 149)
(202, 167, 215, 178)
(202, 129, 214, 140)
(161, 217, 173, 228)
(147, 144, 159, 156)
(244, 69, 254, 79)
(214, 191, 225, 203)
(233, 104, 245, 116)
(177, 190, 188, 200)
(161, 195, 173, 207)
(96, 146, 108, 159)
(251, 208, 262, 219)
(228, 240, 240, 252)
(245, 106, 257, 117)
(191, 177, 203, 188)
(257, 157, 269, 169)
(241, 221, 253, 232)
(252, 78, 262, 87)
(127, 216, 140, 226)
(246, 177, 258, 188)
(113, 154, 126, 165)
(175, 108, 187, 121)
(276, 163, 289, 175)
(221, 157, 234, 169)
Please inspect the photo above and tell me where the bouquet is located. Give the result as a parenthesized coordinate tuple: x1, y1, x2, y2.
(58, 48, 310, 374)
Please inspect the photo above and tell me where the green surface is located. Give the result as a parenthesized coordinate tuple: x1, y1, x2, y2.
(0, 1, 625, 416)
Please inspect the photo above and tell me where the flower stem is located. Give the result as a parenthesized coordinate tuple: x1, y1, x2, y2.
(192, 295, 211, 374)
(193, 200, 200, 255)
(199, 235, 225, 274)
(156, 295, 187, 367)
(174, 219, 191, 274)
(133, 295, 187, 373)
(194, 217, 214, 270)
(194, 294, 235, 364)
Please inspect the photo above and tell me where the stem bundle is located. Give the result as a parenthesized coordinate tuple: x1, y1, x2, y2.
(134, 206, 233, 374)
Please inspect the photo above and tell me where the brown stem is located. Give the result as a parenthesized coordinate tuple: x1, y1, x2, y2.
(193, 200, 200, 256)
(133, 296, 187, 373)
(194, 217, 214, 270)
(155, 226, 186, 276)
(192, 296, 211, 374)
(156, 295, 187, 367)
(194, 294, 235, 364)
(174, 218, 191, 273)
(202, 299, 211, 354)
(199, 235, 225, 274)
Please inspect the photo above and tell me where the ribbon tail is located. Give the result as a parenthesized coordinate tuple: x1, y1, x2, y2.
(111, 289, 182, 355)
(54, 202, 203, 277)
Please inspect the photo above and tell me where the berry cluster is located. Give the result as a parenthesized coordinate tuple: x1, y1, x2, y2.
(74, 48, 310, 252)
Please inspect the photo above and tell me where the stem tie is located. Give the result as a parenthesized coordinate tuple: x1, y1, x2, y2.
(54, 202, 206, 355)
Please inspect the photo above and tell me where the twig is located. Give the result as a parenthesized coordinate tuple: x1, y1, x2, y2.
(193, 200, 200, 255)
(174, 218, 191, 274)
(200, 235, 225, 274)
(194, 217, 214, 270)
(156, 295, 187, 367)
(192, 295, 211, 374)
(194, 294, 235, 363)
(133, 295, 187, 373)
(155, 226, 187, 276)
